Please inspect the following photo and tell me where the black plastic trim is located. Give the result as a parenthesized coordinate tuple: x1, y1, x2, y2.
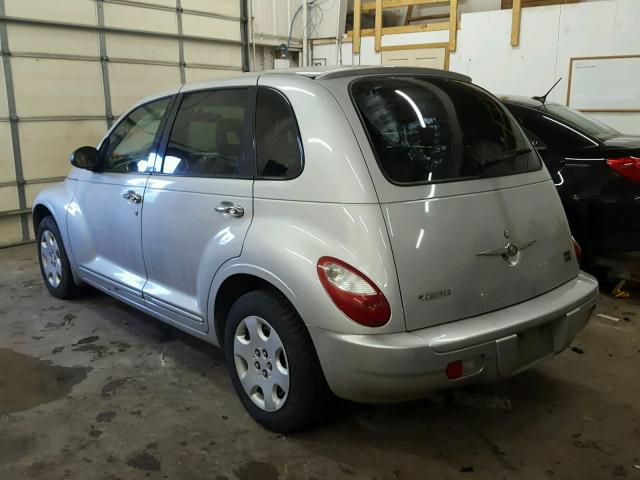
(254, 86, 305, 181)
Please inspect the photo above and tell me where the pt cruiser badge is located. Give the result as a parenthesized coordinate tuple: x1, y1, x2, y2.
(476, 239, 536, 267)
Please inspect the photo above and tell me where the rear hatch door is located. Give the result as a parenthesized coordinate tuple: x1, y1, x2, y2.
(349, 76, 579, 331)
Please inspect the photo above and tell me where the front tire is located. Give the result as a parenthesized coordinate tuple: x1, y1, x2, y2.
(37, 216, 83, 299)
(224, 288, 329, 432)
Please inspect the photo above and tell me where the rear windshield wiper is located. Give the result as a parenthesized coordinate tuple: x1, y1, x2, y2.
(477, 147, 533, 170)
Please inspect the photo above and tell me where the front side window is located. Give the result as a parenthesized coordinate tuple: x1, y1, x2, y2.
(351, 77, 540, 185)
(99, 97, 171, 173)
(255, 87, 303, 179)
(162, 89, 248, 177)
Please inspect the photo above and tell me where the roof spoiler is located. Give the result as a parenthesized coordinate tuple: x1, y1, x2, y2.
(316, 66, 471, 82)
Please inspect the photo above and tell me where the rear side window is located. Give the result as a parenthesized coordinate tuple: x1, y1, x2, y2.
(255, 87, 303, 179)
(162, 88, 248, 177)
(351, 77, 540, 185)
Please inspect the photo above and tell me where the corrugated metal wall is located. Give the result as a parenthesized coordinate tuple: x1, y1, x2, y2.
(0, 0, 248, 246)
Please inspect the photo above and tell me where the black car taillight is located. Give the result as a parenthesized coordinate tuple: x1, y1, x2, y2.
(572, 236, 582, 265)
(606, 156, 640, 182)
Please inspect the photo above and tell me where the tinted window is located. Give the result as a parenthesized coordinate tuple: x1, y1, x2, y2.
(256, 88, 303, 179)
(516, 107, 595, 149)
(162, 89, 248, 177)
(99, 97, 170, 173)
(522, 127, 547, 151)
(545, 104, 618, 141)
(351, 77, 540, 185)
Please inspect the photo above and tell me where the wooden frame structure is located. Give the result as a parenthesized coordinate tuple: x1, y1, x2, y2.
(511, 0, 521, 46)
(380, 41, 451, 70)
(347, 0, 533, 60)
(508, 0, 582, 47)
(350, 0, 459, 55)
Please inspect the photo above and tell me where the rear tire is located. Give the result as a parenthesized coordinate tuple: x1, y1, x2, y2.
(37, 216, 83, 299)
(224, 288, 329, 432)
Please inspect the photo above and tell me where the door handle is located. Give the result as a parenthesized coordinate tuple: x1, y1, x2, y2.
(215, 201, 244, 218)
(122, 190, 142, 204)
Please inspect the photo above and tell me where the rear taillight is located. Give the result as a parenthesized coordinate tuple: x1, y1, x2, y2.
(572, 236, 582, 265)
(606, 156, 640, 181)
(317, 256, 391, 327)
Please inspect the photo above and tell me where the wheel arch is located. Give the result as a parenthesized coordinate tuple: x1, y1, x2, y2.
(32, 182, 82, 284)
(32, 203, 54, 233)
(209, 266, 302, 348)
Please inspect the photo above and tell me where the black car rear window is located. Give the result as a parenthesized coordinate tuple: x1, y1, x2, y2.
(351, 77, 541, 185)
(545, 103, 619, 141)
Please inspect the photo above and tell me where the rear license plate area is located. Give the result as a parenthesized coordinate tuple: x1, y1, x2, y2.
(496, 321, 555, 377)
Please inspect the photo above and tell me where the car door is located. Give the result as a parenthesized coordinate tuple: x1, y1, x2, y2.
(68, 96, 173, 307)
(140, 83, 255, 332)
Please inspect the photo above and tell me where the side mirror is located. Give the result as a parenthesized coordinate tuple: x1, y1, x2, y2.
(69, 146, 100, 171)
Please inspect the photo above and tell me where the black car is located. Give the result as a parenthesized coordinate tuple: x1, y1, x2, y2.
(501, 95, 640, 266)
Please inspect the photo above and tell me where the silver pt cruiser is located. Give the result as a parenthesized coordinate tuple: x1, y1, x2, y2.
(33, 66, 598, 432)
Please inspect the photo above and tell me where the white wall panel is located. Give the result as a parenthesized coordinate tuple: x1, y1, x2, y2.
(0, 123, 15, 183)
(0, 186, 19, 211)
(109, 63, 181, 115)
(612, 0, 640, 48)
(553, 2, 617, 105)
(104, 3, 178, 34)
(183, 39, 242, 67)
(183, 0, 240, 17)
(4, 0, 97, 25)
(19, 121, 106, 181)
(107, 33, 178, 62)
(184, 67, 240, 83)
(449, 0, 640, 134)
(7, 24, 99, 56)
(11, 58, 105, 117)
(182, 13, 240, 41)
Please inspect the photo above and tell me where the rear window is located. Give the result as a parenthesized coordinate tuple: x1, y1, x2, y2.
(545, 103, 619, 141)
(351, 77, 541, 185)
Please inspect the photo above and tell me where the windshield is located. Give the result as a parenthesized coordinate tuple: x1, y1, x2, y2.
(351, 77, 540, 185)
(545, 104, 619, 141)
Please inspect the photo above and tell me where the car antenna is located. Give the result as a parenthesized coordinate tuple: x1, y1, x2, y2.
(532, 77, 562, 106)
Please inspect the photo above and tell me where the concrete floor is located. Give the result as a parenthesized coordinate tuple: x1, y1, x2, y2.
(1, 244, 639, 480)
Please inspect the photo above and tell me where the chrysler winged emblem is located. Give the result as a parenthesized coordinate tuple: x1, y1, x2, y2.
(476, 239, 536, 267)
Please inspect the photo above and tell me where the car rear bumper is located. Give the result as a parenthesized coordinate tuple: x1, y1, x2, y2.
(309, 272, 598, 403)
